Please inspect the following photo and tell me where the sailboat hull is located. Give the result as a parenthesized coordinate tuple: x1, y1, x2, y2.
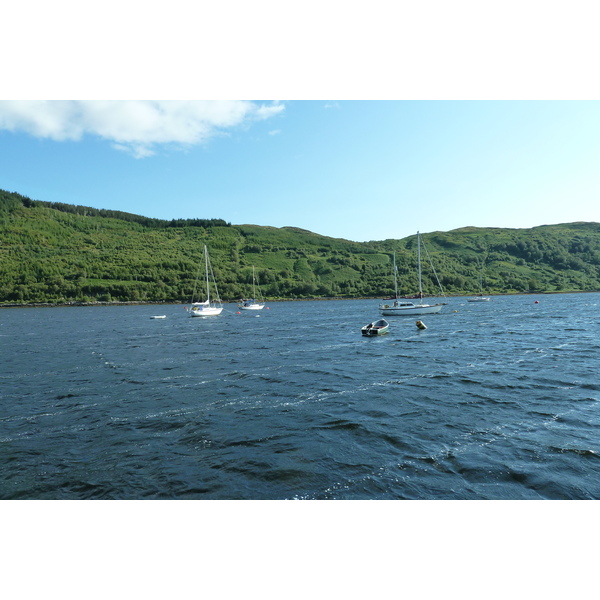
(239, 303, 264, 310)
(379, 302, 443, 316)
(190, 306, 223, 316)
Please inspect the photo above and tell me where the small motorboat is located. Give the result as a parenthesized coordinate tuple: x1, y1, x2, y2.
(362, 319, 390, 336)
(150, 315, 166, 319)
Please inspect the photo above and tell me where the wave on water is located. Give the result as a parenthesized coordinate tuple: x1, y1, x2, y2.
(2, 294, 600, 499)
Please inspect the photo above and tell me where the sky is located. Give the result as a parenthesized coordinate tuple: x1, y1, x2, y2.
(2, 99, 599, 242)
(2, 2, 599, 244)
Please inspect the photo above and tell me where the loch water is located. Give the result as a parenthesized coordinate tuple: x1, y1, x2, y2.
(1, 293, 599, 500)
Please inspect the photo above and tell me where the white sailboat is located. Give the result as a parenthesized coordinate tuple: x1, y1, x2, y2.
(379, 231, 446, 316)
(467, 295, 490, 302)
(239, 266, 265, 310)
(187, 245, 223, 317)
(467, 260, 490, 302)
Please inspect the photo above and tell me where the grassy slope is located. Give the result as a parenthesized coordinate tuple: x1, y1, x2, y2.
(1, 189, 600, 304)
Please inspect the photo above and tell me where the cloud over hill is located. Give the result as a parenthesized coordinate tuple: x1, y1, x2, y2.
(0, 100, 285, 158)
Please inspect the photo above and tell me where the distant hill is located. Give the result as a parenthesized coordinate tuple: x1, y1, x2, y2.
(1, 189, 600, 304)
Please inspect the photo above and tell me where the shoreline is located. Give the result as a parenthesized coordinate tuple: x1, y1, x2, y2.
(1, 290, 598, 309)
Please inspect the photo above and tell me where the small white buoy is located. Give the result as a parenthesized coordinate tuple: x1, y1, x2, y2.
(416, 320, 427, 330)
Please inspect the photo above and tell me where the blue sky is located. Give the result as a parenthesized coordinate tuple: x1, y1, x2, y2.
(3, 3, 599, 244)
(1, 100, 599, 242)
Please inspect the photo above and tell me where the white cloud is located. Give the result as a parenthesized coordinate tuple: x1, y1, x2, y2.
(0, 100, 285, 158)
(268, 129, 282, 136)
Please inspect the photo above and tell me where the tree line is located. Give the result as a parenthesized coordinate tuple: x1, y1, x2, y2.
(5, 190, 230, 229)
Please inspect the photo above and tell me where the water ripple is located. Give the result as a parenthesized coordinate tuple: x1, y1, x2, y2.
(2, 295, 600, 499)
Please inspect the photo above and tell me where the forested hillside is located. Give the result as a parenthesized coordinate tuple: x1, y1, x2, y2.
(1, 189, 600, 304)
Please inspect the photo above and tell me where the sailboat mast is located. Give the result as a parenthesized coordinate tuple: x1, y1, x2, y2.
(393, 252, 398, 299)
(252, 266, 257, 298)
(479, 260, 484, 293)
(204, 245, 210, 303)
(417, 231, 423, 301)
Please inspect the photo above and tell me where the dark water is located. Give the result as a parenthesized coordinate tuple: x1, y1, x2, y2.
(1, 293, 599, 500)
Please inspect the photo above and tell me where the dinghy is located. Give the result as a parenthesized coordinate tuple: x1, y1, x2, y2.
(361, 319, 390, 336)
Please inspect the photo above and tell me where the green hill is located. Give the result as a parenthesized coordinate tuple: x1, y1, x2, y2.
(1, 189, 600, 304)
